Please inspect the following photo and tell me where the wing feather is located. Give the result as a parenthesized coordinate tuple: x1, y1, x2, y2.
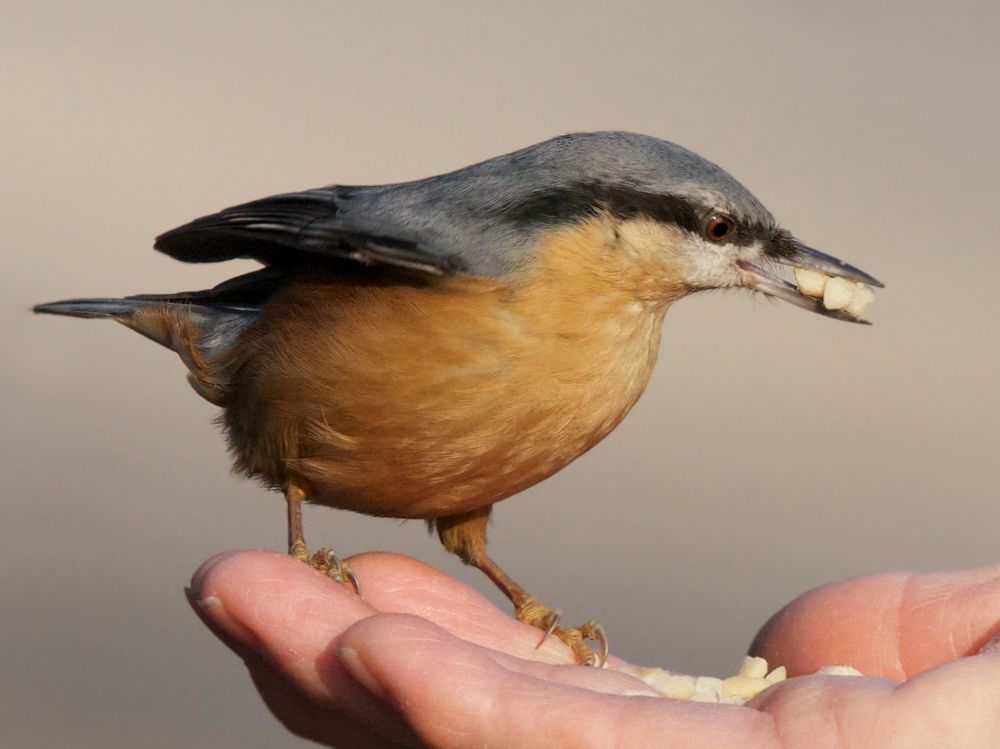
(154, 188, 466, 275)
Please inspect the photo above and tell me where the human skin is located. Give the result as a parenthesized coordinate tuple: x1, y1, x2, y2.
(187, 552, 1000, 748)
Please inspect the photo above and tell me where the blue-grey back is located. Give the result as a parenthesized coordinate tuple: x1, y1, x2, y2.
(155, 131, 775, 276)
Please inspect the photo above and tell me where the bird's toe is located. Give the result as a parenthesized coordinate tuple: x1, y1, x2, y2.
(515, 597, 608, 666)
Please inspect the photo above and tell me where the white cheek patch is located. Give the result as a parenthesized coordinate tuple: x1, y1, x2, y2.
(684, 237, 744, 287)
(615, 219, 742, 289)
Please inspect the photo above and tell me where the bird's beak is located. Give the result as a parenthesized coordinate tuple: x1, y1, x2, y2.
(737, 235, 884, 324)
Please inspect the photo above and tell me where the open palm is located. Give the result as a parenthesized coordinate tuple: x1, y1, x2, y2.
(187, 551, 1000, 748)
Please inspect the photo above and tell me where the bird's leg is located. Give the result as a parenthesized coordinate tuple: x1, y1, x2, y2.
(284, 480, 361, 595)
(434, 507, 608, 666)
(287, 481, 310, 561)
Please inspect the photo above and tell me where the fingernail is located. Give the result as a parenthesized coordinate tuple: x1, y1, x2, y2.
(184, 554, 264, 655)
(338, 646, 390, 702)
(192, 592, 223, 610)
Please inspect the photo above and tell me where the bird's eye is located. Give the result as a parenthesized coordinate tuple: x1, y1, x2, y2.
(705, 214, 736, 243)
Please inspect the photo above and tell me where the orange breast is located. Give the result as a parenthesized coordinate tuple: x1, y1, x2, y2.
(218, 216, 684, 518)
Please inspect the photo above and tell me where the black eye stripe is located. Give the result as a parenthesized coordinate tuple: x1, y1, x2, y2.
(501, 180, 772, 247)
(502, 181, 702, 234)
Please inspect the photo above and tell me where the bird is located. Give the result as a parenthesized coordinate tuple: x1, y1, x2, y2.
(35, 131, 882, 666)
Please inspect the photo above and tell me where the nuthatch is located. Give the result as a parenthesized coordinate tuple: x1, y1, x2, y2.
(35, 131, 882, 665)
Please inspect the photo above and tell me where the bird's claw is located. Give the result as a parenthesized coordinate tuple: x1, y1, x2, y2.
(538, 609, 563, 644)
(580, 620, 609, 668)
(288, 543, 362, 596)
(313, 548, 363, 596)
(548, 619, 608, 667)
(518, 599, 608, 667)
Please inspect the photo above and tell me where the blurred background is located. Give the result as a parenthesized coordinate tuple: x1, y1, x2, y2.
(2, 0, 998, 746)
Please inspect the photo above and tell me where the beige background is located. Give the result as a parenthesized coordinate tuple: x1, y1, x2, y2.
(2, 1, 999, 746)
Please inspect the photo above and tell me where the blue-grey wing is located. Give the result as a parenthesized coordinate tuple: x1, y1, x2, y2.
(153, 185, 474, 275)
(151, 134, 647, 279)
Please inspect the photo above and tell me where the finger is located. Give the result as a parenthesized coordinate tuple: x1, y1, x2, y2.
(340, 556, 652, 695)
(187, 565, 413, 748)
(750, 565, 1000, 679)
(186, 552, 261, 661)
(189, 550, 418, 746)
(881, 651, 1000, 743)
(339, 613, 778, 749)
(245, 655, 414, 748)
(755, 652, 1000, 746)
(345, 552, 625, 666)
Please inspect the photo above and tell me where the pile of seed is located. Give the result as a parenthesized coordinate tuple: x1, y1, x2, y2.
(615, 656, 863, 704)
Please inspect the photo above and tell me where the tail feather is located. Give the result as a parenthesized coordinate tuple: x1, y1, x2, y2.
(33, 298, 147, 319)
(33, 297, 258, 404)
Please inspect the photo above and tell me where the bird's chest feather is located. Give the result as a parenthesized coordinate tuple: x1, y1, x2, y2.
(224, 217, 680, 517)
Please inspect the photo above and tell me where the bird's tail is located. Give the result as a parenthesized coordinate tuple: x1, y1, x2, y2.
(33, 298, 257, 404)
(33, 298, 148, 319)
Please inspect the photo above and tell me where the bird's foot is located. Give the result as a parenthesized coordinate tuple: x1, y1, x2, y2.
(289, 542, 362, 595)
(515, 597, 608, 667)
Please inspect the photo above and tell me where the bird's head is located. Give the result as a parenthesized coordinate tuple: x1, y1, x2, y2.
(490, 132, 883, 322)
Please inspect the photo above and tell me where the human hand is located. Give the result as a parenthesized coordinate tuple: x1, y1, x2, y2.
(187, 551, 1000, 747)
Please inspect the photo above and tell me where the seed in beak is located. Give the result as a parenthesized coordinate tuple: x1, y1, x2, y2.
(793, 268, 876, 318)
(793, 268, 828, 298)
(823, 277, 856, 310)
(845, 285, 875, 317)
